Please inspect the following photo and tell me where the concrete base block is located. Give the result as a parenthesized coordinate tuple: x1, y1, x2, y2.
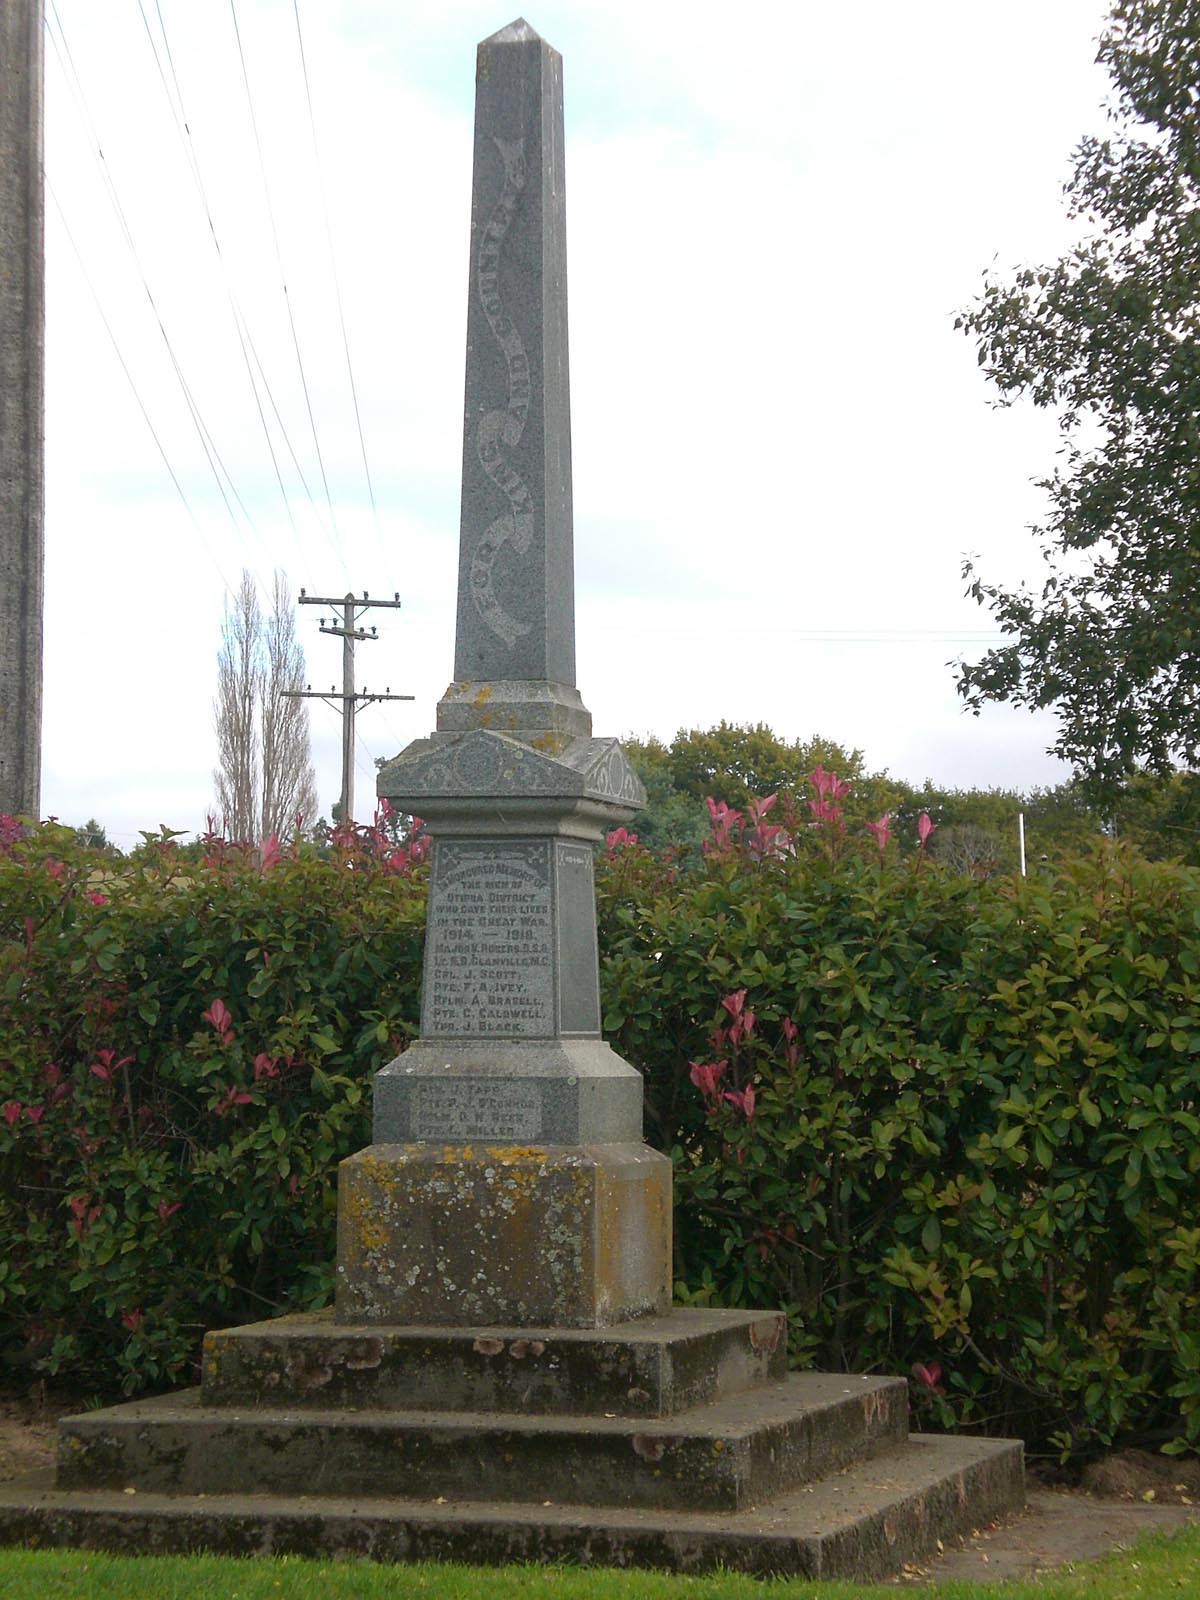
(334, 1142, 672, 1328)
(201, 1306, 788, 1417)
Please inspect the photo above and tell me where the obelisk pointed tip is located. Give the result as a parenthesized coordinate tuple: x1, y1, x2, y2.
(483, 17, 545, 46)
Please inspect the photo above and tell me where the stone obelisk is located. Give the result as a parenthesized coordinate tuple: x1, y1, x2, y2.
(336, 18, 670, 1329)
(0, 0, 44, 820)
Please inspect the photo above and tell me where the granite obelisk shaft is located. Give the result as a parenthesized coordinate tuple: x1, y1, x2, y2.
(454, 19, 574, 691)
(0, 0, 44, 819)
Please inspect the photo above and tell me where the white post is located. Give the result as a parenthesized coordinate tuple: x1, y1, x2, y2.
(1018, 811, 1026, 877)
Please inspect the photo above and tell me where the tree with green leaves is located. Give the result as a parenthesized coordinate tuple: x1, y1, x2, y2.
(957, 0, 1200, 796)
(621, 723, 915, 851)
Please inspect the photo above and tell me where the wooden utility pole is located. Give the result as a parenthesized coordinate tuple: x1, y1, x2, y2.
(288, 591, 412, 823)
(0, 0, 44, 819)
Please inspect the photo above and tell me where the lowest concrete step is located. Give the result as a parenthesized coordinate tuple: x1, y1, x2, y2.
(58, 1372, 907, 1513)
(0, 1433, 1025, 1580)
(200, 1305, 788, 1418)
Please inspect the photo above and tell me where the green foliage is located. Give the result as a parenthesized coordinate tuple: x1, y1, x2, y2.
(4, 800, 1200, 1466)
(957, 0, 1200, 795)
(622, 724, 912, 852)
(598, 812, 1200, 1462)
(0, 820, 425, 1394)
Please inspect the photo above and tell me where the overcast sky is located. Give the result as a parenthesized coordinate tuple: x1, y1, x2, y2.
(39, 0, 1117, 845)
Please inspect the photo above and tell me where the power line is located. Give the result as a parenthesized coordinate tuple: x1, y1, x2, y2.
(227, 0, 348, 583)
(292, 0, 383, 555)
(146, 0, 325, 534)
(46, 2, 262, 557)
(46, 178, 239, 605)
(134, 0, 299, 545)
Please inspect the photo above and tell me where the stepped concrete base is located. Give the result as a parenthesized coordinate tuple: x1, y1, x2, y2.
(0, 1308, 1025, 1579)
(55, 1374, 907, 1512)
(0, 1435, 1024, 1579)
(201, 1307, 788, 1417)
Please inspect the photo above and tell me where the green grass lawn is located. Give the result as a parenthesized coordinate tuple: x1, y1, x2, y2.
(3, 1525, 1200, 1600)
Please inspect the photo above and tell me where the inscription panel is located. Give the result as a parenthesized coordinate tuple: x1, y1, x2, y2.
(411, 1079, 541, 1141)
(424, 840, 555, 1036)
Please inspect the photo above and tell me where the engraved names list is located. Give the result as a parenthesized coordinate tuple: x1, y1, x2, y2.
(424, 840, 555, 1035)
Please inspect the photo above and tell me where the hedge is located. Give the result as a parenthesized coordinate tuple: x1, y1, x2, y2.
(1, 797, 1198, 1463)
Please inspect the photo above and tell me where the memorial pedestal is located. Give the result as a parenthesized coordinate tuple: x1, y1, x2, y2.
(335, 1142, 671, 1326)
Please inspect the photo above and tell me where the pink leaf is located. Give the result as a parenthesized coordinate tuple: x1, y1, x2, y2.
(202, 999, 233, 1041)
(2, 1101, 21, 1126)
(721, 990, 747, 1020)
(917, 812, 937, 849)
(722, 1085, 757, 1121)
(745, 794, 778, 827)
(865, 814, 893, 854)
(688, 1060, 728, 1099)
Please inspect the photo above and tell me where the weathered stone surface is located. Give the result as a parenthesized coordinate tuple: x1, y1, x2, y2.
(377, 731, 644, 811)
(373, 1039, 643, 1145)
(0, 1434, 1024, 1578)
(55, 1374, 907, 1511)
(367, 17, 652, 1327)
(335, 1142, 672, 1328)
(435, 679, 591, 742)
(200, 1307, 788, 1418)
(454, 20, 573, 689)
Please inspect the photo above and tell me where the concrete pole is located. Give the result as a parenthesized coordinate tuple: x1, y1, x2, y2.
(0, 0, 44, 820)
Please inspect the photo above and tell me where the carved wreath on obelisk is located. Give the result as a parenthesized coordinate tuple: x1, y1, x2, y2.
(469, 137, 534, 648)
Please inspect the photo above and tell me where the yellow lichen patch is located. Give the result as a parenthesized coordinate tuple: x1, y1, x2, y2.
(472, 684, 493, 708)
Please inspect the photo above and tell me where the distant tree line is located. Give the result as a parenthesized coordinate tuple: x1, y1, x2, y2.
(621, 721, 1200, 873)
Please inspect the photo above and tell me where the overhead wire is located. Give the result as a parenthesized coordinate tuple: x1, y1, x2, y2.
(133, 0, 300, 562)
(292, 0, 384, 560)
(227, 0, 350, 585)
(45, 2, 266, 564)
(51, 0, 394, 815)
(46, 177, 240, 605)
(149, 0, 327, 543)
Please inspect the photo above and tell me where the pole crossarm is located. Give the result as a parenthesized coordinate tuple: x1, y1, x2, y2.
(295, 589, 413, 821)
(284, 691, 415, 703)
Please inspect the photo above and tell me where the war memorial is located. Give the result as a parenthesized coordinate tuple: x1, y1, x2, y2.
(0, 20, 1023, 1578)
